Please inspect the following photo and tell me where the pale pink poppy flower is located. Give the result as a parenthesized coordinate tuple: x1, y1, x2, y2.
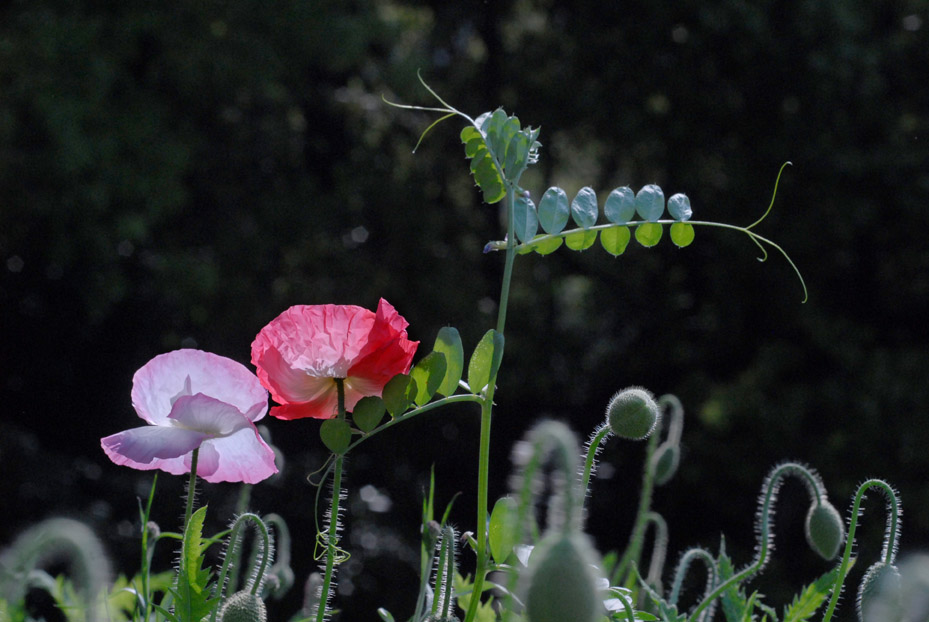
(251, 298, 419, 420)
(101, 349, 277, 484)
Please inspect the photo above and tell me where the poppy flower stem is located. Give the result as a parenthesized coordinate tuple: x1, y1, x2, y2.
(317, 379, 348, 622)
(183, 447, 200, 530)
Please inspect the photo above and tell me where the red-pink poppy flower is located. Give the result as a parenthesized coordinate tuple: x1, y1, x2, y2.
(101, 349, 277, 484)
(251, 298, 419, 420)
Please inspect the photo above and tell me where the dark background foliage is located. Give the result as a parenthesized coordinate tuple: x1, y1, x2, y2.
(2, 1, 927, 620)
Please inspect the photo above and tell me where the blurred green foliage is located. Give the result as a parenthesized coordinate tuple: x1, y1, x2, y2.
(2, 1, 928, 620)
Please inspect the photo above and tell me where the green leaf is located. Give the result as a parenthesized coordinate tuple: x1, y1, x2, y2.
(505, 131, 531, 179)
(635, 184, 665, 221)
(604, 186, 636, 224)
(433, 327, 464, 397)
(489, 497, 519, 564)
(530, 236, 563, 255)
(485, 109, 509, 156)
(410, 351, 447, 406)
(320, 418, 352, 454)
(352, 396, 386, 433)
(513, 193, 539, 243)
(564, 229, 598, 250)
(173, 506, 217, 622)
(538, 187, 570, 234)
(571, 186, 599, 228)
(670, 222, 695, 247)
(467, 329, 505, 393)
(460, 125, 481, 144)
(601, 226, 631, 256)
(377, 608, 397, 622)
(667, 193, 692, 221)
(382, 373, 416, 417)
(635, 222, 663, 247)
(782, 565, 846, 622)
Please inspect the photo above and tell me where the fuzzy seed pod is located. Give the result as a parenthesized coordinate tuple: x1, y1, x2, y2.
(858, 562, 903, 622)
(525, 532, 602, 622)
(606, 387, 660, 440)
(219, 591, 268, 622)
(804, 501, 845, 560)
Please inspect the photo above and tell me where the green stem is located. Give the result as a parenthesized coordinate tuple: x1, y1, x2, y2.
(464, 185, 517, 622)
(581, 425, 612, 501)
(612, 429, 660, 587)
(183, 447, 200, 530)
(317, 379, 348, 622)
(821, 479, 901, 622)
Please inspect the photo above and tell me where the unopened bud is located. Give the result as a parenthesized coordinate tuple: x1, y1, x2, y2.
(858, 562, 903, 622)
(525, 532, 602, 622)
(804, 501, 844, 560)
(606, 387, 659, 440)
(651, 442, 680, 486)
(219, 591, 268, 622)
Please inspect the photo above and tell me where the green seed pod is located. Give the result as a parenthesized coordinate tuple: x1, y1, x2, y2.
(651, 441, 680, 486)
(606, 387, 660, 440)
(525, 532, 602, 622)
(804, 501, 845, 560)
(858, 562, 903, 622)
(219, 590, 268, 622)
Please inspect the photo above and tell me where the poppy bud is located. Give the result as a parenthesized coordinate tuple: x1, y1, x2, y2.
(219, 591, 268, 622)
(651, 441, 680, 486)
(525, 532, 602, 622)
(606, 387, 660, 440)
(858, 562, 903, 622)
(804, 500, 845, 560)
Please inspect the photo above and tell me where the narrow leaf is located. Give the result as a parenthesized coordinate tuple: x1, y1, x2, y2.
(600, 226, 632, 256)
(538, 187, 570, 234)
(410, 351, 447, 406)
(635, 222, 663, 247)
(433, 327, 464, 397)
(571, 186, 599, 228)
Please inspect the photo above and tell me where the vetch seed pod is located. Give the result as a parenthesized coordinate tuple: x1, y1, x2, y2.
(219, 590, 268, 622)
(525, 532, 603, 622)
(606, 387, 660, 440)
(805, 500, 845, 560)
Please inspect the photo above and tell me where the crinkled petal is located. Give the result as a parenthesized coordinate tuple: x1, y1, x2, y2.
(197, 428, 278, 484)
(168, 394, 252, 436)
(251, 344, 337, 405)
(347, 300, 418, 395)
(101, 426, 208, 469)
(251, 304, 375, 379)
(132, 349, 268, 425)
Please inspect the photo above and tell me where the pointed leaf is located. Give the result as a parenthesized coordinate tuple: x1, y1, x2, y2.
(667, 193, 692, 221)
(601, 226, 632, 256)
(635, 222, 663, 247)
(489, 497, 519, 564)
(564, 229, 598, 250)
(505, 131, 531, 179)
(485, 109, 509, 156)
(352, 396, 386, 433)
(173, 506, 217, 622)
(571, 186, 598, 228)
(538, 187, 570, 234)
(410, 351, 447, 406)
(670, 222, 694, 247)
(604, 186, 636, 224)
(635, 184, 665, 221)
(383, 373, 416, 417)
(513, 194, 539, 243)
(433, 327, 464, 397)
(467, 330, 505, 393)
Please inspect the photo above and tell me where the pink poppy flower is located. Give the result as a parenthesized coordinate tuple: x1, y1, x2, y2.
(101, 349, 277, 484)
(251, 298, 419, 420)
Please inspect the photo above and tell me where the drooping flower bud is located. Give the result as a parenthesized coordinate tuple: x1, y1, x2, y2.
(650, 441, 680, 486)
(858, 562, 903, 622)
(606, 387, 660, 440)
(219, 591, 268, 622)
(804, 500, 845, 560)
(524, 532, 602, 622)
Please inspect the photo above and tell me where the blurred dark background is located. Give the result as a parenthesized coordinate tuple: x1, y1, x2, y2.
(2, 1, 928, 620)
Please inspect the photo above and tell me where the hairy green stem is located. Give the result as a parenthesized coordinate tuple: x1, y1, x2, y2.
(581, 425, 612, 502)
(464, 185, 517, 622)
(183, 447, 200, 530)
(821, 479, 901, 622)
(316, 379, 348, 622)
(612, 429, 661, 587)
